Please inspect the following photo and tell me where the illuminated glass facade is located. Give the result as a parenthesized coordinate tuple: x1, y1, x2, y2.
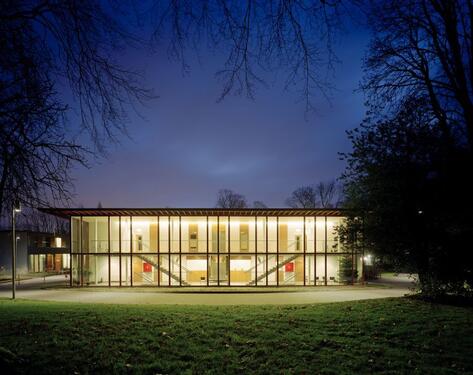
(63, 209, 363, 287)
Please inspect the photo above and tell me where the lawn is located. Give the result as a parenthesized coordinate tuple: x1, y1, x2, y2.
(0, 298, 472, 374)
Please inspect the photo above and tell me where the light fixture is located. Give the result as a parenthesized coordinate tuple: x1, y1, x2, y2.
(11, 199, 21, 299)
(13, 200, 21, 213)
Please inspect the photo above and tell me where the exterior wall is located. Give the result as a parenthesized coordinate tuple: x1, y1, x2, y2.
(71, 215, 363, 287)
(0, 231, 28, 274)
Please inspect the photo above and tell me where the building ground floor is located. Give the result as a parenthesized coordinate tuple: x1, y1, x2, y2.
(72, 252, 362, 287)
(28, 253, 70, 273)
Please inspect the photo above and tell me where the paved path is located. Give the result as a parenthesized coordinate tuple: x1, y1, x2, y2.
(0, 275, 414, 305)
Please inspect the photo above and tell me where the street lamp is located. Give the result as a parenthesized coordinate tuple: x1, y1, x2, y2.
(12, 200, 21, 299)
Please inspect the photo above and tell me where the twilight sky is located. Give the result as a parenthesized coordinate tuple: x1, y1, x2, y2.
(71, 23, 369, 208)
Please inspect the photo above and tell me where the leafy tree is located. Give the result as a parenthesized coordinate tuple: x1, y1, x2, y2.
(338, 254, 357, 284)
(216, 189, 248, 208)
(341, 97, 473, 297)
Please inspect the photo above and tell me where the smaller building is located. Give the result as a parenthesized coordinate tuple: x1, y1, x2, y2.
(0, 230, 70, 275)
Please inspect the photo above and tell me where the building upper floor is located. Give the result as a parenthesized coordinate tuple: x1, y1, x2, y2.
(40, 208, 355, 255)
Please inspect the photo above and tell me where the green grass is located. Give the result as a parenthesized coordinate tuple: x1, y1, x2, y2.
(0, 298, 472, 374)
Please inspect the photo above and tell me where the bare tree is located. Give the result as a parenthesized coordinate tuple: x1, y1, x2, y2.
(315, 180, 341, 208)
(363, 0, 473, 155)
(0, 54, 87, 215)
(0, 1, 152, 216)
(151, 0, 344, 112)
(285, 186, 318, 208)
(253, 200, 267, 208)
(216, 189, 248, 208)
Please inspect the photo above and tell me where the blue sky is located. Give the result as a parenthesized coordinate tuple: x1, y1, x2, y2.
(71, 20, 370, 208)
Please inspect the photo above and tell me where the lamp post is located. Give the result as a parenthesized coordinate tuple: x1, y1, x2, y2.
(12, 200, 21, 299)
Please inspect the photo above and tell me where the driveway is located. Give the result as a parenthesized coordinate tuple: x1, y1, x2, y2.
(0, 274, 414, 305)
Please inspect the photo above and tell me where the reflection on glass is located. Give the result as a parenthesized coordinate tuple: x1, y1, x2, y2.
(110, 217, 120, 253)
(82, 217, 108, 253)
(316, 255, 325, 285)
(159, 217, 169, 252)
(217, 217, 228, 252)
(327, 217, 343, 252)
(110, 255, 120, 285)
(121, 217, 131, 253)
(82, 255, 108, 285)
(305, 217, 315, 253)
(267, 218, 277, 252)
(316, 216, 326, 253)
(71, 217, 80, 253)
(170, 217, 179, 253)
(120, 255, 131, 286)
(256, 217, 266, 253)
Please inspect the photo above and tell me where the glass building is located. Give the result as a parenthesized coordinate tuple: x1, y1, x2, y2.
(40, 208, 363, 287)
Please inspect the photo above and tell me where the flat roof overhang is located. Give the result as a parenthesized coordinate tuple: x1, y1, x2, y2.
(38, 207, 349, 219)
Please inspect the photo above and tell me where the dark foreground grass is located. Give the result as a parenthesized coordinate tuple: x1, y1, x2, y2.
(0, 298, 472, 374)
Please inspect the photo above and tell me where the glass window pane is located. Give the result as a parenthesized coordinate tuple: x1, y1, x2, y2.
(132, 216, 158, 253)
(132, 255, 159, 285)
(327, 217, 343, 253)
(82, 217, 108, 253)
(278, 217, 303, 253)
(159, 217, 169, 252)
(121, 255, 131, 286)
(182, 255, 207, 285)
(316, 255, 325, 285)
(71, 217, 80, 253)
(267, 217, 277, 252)
(121, 217, 131, 253)
(316, 217, 326, 253)
(160, 255, 170, 285)
(110, 217, 120, 253)
(229, 217, 255, 252)
(110, 255, 120, 285)
(170, 254, 180, 285)
(219, 255, 228, 285)
(305, 217, 315, 253)
(208, 255, 218, 285)
(256, 217, 266, 253)
(230, 255, 255, 285)
(72, 255, 80, 286)
(306, 255, 315, 285)
(208, 217, 217, 253)
(278, 255, 304, 285)
(255, 254, 266, 285)
(267, 254, 277, 285)
(181, 217, 207, 253)
(82, 255, 108, 285)
(218, 217, 228, 253)
(327, 255, 342, 284)
(170, 217, 179, 253)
